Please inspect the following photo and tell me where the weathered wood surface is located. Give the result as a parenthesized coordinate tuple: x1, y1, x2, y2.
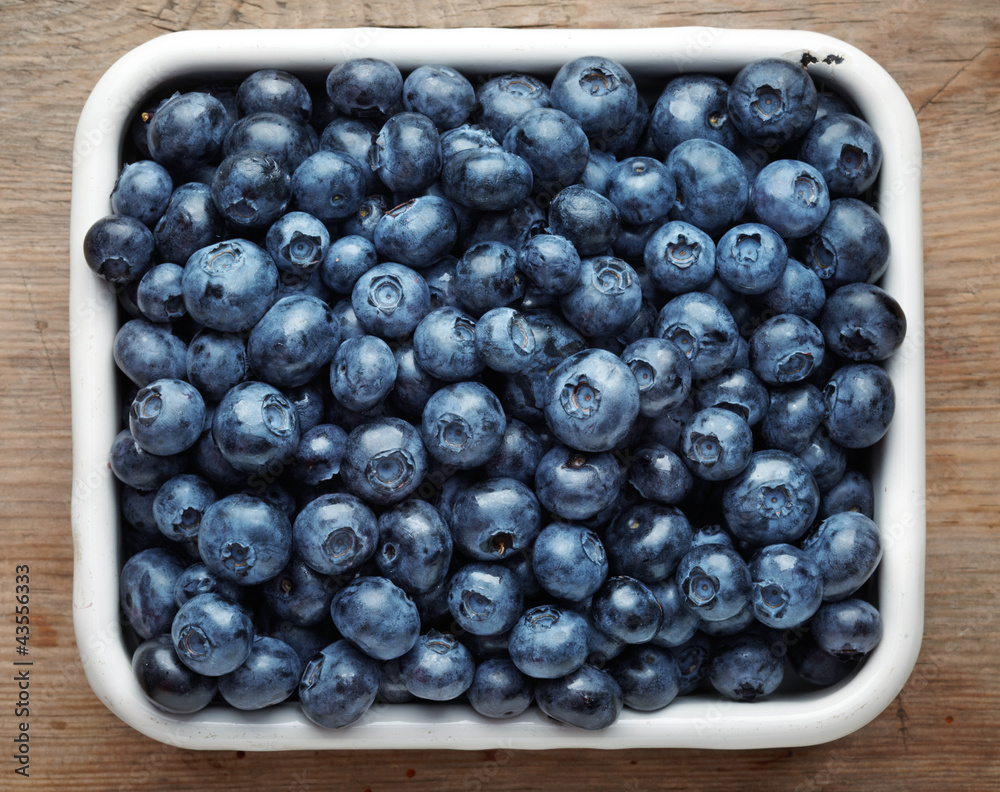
(1, 1, 998, 788)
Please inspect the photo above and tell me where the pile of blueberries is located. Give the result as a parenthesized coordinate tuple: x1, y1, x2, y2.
(85, 52, 905, 731)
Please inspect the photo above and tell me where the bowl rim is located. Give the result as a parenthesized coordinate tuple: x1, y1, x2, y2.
(70, 26, 925, 751)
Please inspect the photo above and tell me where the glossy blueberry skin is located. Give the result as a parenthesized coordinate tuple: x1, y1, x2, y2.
(222, 111, 316, 172)
(340, 417, 428, 506)
(351, 262, 431, 340)
(402, 64, 476, 130)
(120, 547, 187, 639)
(606, 157, 676, 227)
(680, 406, 753, 482)
(211, 151, 291, 229)
(531, 522, 608, 603)
(182, 239, 279, 333)
(172, 561, 243, 607)
(675, 543, 752, 623)
(412, 305, 484, 381)
(803, 197, 890, 289)
(665, 138, 749, 235)
(649, 74, 739, 155)
(467, 657, 534, 718)
(591, 576, 663, 645)
(544, 348, 640, 453)
(420, 381, 506, 470)
(136, 263, 185, 323)
(476, 73, 551, 141)
(109, 428, 187, 490)
(293, 492, 378, 576)
(759, 257, 827, 321)
(377, 656, 415, 703)
(727, 57, 817, 147)
(111, 160, 174, 227)
(190, 428, 245, 488)
(800, 511, 882, 601)
(799, 112, 883, 197)
(373, 196, 458, 270)
(473, 307, 535, 373)
(152, 473, 216, 542)
(342, 194, 389, 242)
(319, 235, 377, 298)
(217, 635, 302, 710)
(654, 291, 740, 380)
(299, 639, 381, 728)
(508, 604, 590, 679)
(547, 185, 622, 258)
(516, 233, 583, 296)
(722, 450, 820, 546)
(171, 592, 254, 676)
(819, 282, 906, 362)
(643, 220, 715, 296)
(330, 575, 421, 661)
(502, 107, 590, 195)
(708, 631, 785, 701)
(132, 634, 218, 714)
(319, 116, 380, 192)
(453, 241, 524, 317)
(534, 444, 621, 521)
(647, 576, 700, 648)
(370, 111, 442, 195)
(823, 363, 895, 449)
(819, 469, 875, 520)
(749, 543, 824, 629)
(264, 211, 329, 276)
(760, 383, 826, 453)
(448, 562, 524, 636)
(290, 149, 365, 223)
(715, 223, 789, 296)
(390, 341, 443, 418)
(811, 598, 883, 659)
(154, 180, 224, 263)
(550, 55, 637, 139)
(627, 443, 693, 505)
(787, 630, 861, 686)
(750, 313, 825, 385)
(579, 148, 618, 195)
(441, 147, 533, 212)
(326, 58, 403, 118)
(621, 337, 692, 417)
(671, 632, 713, 695)
(197, 493, 292, 586)
(560, 255, 642, 338)
(281, 424, 340, 487)
(695, 368, 770, 427)
(237, 69, 311, 123)
(450, 477, 541, 561)
(212, 381, 299, 474)
(329, 335, 397, 413)
(147, 91, 229, 169)
(376, 499, 453, 594)
(799, 426, 847, 491)
(84, 214, 156, 284)
(440, 122, 500, 162)
(609, 644, 681, 712)
(248, 295, 340, 389)
(751, 159, 831, 238)
(260, 556, 337, 627)
(483, 419, 543, 485)
(399, 631, 475, 700)
(535, 664, 624, 730)
(605, 503, 693, 585)
(129, 379, 205, 456)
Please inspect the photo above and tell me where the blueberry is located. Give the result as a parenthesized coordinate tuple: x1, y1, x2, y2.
(483, 419, 544, 485)
(647, 576, 700, 648)
(402, 64, 476, 130)
(534, 444, 621, 521)
(606, 156, 676, 226)
(111, 160, 174, 227)
(391, 341, 444, 417)
(605, 503, 693, 584)
(84, 214, 156, 284)
(120, 547, 187, 639)
(182, 239, 279, 333)
(109, 428, 187, 491)
(665, 138, 749, 235)
(454, 240, 525, 316)
(136, 262, 186, 323)
(319, 116, 381, 194)
(722, 449, 820, 546)
(153, 182, 226, 265)
(547, 185, 621, 258)
(249, 295, 341, 388)
(448, 562, 524, 636)
(370, 111, 442, 195)
(197, 493, 292, 586)
(376, 499, 453, 594)
(531, 522, 608, 603)
(299, 639, 381, 728)
(549, 55, 637, 139)
(128, 379, 205, 457)
(680, 406, 754, 482)
(627, 443, 693, 505)
(787, 629, 861, 686)
(751, 159, 831, 238)
(694, 367, 770, 427)
(147, 91, 229, 169)
(803, 197, 890, 289)
(534, 664, 623, 729)
(152, 474, 216, 543)
(473, 307, 536, 373)
(265, 210, 329, 276)
(760, 383, 826, 453)
(560, 255, 642, 338)
(648, 74, 739, 155)
(727, 57, 817, 147)
(749, 313, 825, 385)
(291, 150, 366, 223)
(326, 58, 403, 119)
(373, 196, 458, 269)
(671, 633, 713, 695)
(291, 423, 348, 486)
(412, 305, 484, 381)
(330, 335, 398, 413)
(440, 122, 501, 161)
(676, 543, 752, 622)
(223, 111, 317, 172)
(819, 469, 875, 520)
(217, 635, 302, 710)
(799, 113, 883, 197)
(212, 381, 300, 474)
(340, 417, 428, 506)
(502, 107, 590, 196)
(799, 425, 848, 491)
(330, 576, 421, 660)
(293, 492, 378, 576)
(351, 262, 431, 340)
(654, 291, 740, 380)
(261, 556, 338, 627)
(132, 634, 218, 714)
(819, 282, 907, 362)
(508, 604, 590, 679)
(749, 543, 824, 629)
(237, 69, 311, 124)
(342, 194, 389, 241)
(467, 657, 534, 719)
(591, 575, 663, 644)
(171, 592, 254, 676)
(716, 223, 789, 296)
(811, 598, 883, 658)
(398, 630, 475, 700)
(621, 336, 692, 416)
(758, 257, 827, 321)
(450, 477, 541, 561)
(211, 151, 291, 229)
(441, 147, 533, 212)
(378, 657, 415, 703)
(609, 645, 681, 712)
(420, 381, 506, 470)
(516, 233, 583, 295)
(476, 73, 551, 141)
(707, 631, 785, 701)
(800, 511, 882, 601)
(823, 363, 896, 448)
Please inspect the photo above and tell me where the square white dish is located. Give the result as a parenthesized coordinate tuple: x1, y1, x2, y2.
(70, 26, 925, 750)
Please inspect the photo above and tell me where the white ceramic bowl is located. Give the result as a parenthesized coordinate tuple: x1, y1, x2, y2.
(70, 27, 925, 750)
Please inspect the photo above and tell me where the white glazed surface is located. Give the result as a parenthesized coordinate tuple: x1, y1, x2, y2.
(70, 27, 925, 750)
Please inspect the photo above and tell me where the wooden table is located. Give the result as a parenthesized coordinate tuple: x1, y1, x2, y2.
(2, 1, 997, 789)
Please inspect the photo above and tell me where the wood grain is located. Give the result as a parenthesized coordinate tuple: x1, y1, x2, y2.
(1, 0, 998, 788)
